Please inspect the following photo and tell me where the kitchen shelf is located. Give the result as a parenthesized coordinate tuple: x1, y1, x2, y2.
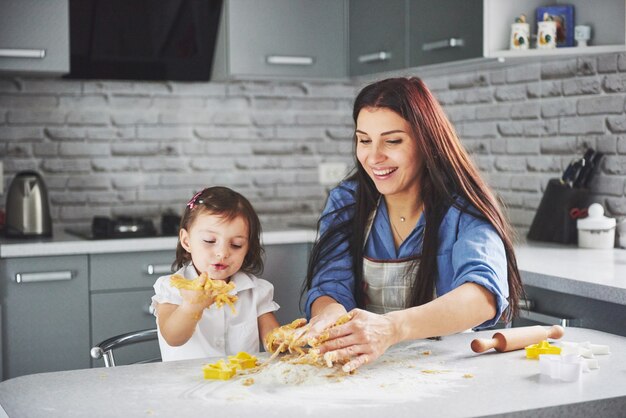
(484, 0, 626, 59)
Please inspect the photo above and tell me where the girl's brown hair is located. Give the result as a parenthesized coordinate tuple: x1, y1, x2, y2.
(173, 186, 264, 275)
(305, 77, 524, 322)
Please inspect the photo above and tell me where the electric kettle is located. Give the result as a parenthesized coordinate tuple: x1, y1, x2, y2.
(5, 171, 52, 237)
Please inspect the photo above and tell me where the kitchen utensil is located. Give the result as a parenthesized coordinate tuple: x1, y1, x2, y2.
(569, 207, 588, 220)
(470, 325, 564, 353)
(91, 216, 156, 239)
(527, 179, 591, 244)
(576, 151, 603, 188)
(539, 354, 584, 381)
(560, 157, 585, 187)
(524, 340, 561, 359)
(5, 170, 52, 238)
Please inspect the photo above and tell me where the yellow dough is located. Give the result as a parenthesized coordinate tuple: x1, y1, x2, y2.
(264, 313, 354, 368)
(170, 272, 238, 313)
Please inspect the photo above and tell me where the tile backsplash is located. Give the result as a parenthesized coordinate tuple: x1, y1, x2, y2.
(2, 52, 626, 238)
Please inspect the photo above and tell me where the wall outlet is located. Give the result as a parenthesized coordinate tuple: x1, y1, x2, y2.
(318, 162, 348, 185)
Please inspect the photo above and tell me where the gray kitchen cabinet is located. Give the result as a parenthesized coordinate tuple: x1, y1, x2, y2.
(262, 243, 311, 325)
(516, 285, 626, 337)
(408, 0, 483, 67)
(0, 0, 69, 75)
(349, 0, 407, 76)
(90, 290, 160, 367)
(0, 255, 90, 380)
(90, 251, 174, 292)
(89, 251, 173, 366)
(211, 0, 347, 80)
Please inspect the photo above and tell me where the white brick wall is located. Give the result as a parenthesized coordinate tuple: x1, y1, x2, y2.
(418, 52, 626, 232)
(0, 78, 355, 229)
(2, 53, 626, 235)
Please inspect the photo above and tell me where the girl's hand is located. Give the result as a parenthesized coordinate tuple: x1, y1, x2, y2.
(178, 275, 215, 317)
(317, 308, 399, 372)
(296, 302, 348, 343)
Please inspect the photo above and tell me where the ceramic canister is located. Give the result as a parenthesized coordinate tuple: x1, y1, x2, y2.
(577, 203, 616, 249)
(538, 21, 557, 49)
(510, 22, 530, 50)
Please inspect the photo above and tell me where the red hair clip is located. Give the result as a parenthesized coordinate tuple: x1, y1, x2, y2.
(187, 189, 205, 210)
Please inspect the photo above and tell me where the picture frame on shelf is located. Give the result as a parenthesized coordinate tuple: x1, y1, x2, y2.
(536, 4, 575, 47)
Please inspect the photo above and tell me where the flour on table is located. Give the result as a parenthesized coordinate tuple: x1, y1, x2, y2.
(187, 341, 474, 406)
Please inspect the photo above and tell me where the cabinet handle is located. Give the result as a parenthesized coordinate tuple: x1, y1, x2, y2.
(266, 55, 314, 66)
(143, 304, 155, 315)
(15, 271, 73, 283)
(519, 299, 581, 327)
(0, 48, 46, 59)
(422, 38, 465, 51)
(146, 264, 171, 275)
(357, 51, 392, 63)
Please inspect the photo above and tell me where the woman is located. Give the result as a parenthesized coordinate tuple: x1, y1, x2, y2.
(303, 77, 523, 373)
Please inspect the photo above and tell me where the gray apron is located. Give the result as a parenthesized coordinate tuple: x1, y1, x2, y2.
(362, 204, 421, 314)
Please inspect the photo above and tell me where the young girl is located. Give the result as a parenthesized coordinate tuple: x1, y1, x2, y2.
(151, 186, 280, 362)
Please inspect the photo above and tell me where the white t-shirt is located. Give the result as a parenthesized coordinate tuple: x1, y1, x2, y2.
(151, 263, 280, 362)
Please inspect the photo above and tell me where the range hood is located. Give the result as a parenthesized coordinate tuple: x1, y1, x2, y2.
(67, 0, 223, 81)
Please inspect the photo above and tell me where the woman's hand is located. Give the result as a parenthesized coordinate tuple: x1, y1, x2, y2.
(317, 308, 400, 372)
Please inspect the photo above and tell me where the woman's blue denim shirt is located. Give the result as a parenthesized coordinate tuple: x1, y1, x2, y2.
(305, 180, 509, 329)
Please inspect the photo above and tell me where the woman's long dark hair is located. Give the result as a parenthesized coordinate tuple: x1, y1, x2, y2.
(173, 186, 264, 276)
(304, 77, 523, 322)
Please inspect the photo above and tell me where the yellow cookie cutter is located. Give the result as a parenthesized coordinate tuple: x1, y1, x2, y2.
(203, 352, 258, 380)
(228, 352, 258, 370)
(525, 340, 561, 359)
(203, 360, 236, 380)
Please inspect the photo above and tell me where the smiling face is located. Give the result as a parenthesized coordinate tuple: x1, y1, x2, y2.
(179, 211, 249, 281)
(355, 107, 423, 199)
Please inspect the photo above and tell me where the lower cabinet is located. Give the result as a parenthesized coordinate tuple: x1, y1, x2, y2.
(516, 286, 626, 337)
(89, 251, 173, 367)
(0, 242, 312, 378)
(263, 243, 311, 325)
(90, 290, 160, 367)
(0, 255, 90, 380)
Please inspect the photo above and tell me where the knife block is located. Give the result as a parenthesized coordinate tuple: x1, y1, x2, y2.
(528, 179, 591, 244)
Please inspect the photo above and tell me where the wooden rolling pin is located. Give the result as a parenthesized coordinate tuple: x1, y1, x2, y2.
(471, 325, 564, 353)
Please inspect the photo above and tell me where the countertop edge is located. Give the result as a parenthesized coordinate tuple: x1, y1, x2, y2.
(0, 229, 317, 258)
(521, 270, 626, 305)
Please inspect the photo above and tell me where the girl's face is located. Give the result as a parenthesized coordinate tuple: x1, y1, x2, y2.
(355, 107, 422, 199)
(179, 212, 249, 281)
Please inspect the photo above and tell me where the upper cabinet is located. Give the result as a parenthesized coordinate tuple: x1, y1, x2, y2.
(0, 0, 69, 75)
(349, 0, 483, 76)
(211, 0, 348, 80)
(349, 0, 407, 76)
(409, 0, 483, 67)
(484, 0, 626, 59)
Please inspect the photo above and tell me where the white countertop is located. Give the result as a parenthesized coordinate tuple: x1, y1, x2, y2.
(515, 241, 626, 305)
(0, 327, 624, 417)
(0, 227, 317, 258)
(2, 230, 626, 305)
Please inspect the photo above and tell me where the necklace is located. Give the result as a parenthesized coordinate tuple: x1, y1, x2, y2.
(400, 216, 406, 222)
(390, 218, 406, 243)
